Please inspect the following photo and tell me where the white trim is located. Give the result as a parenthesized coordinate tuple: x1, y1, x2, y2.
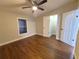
(36, 33, 43, 36)
(36, 33, 50, 37)
(0, 38, 20, 46)
(56, 37, 59, 40)
(43, 34, 51, 37)
(0, 33, 36, 46)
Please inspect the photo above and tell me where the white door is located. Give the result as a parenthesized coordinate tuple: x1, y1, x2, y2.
(60, 10, 76, 46)
(43, 16, 50, 37)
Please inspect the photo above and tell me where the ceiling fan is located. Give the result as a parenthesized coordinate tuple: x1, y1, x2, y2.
(22, 0, 47, 12)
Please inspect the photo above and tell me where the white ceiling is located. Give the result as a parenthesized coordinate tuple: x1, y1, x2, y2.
(0, 0, 74, 17)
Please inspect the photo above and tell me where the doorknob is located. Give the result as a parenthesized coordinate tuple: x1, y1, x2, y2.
(76, 15, 78, 18)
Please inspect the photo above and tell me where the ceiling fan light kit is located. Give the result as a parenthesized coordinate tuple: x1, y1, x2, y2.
(22, 0, 47, 13)
(32, 6, 38, 11)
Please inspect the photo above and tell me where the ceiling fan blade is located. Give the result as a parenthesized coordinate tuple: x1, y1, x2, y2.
(38, 0, 47, 5)
(22, 7, 31, 9)
(33, 1, 38, 5)
(38, 7, 44, 11)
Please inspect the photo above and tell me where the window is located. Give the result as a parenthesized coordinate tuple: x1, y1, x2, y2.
(18, 19, 27, 34)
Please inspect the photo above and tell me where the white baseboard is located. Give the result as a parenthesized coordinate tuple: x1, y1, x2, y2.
(56, 37, 59, 40)
(36, 33, 60, 40)
(0, 38, 21, 46)
(35, 33, 50, 38)
(36, 33, 43, 36)
(0, 33, 36, 46)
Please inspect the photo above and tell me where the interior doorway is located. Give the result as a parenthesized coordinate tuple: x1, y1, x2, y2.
(49, 15, 58, 36)
(43, 14, 59, 39)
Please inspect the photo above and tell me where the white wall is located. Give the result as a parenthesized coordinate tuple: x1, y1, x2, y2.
(35, 17, 43, 35)
(0, 10, 36, 45)
(49, 15, 58, 36)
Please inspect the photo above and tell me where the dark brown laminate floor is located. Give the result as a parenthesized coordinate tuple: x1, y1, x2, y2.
(0, 35, 74, 59)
